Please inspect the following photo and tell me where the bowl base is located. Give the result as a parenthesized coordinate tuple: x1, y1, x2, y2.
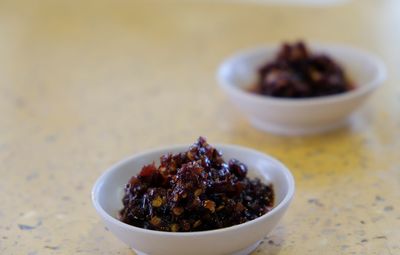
(232, 240, 261, 255)
(250, 117, 348, 136)
(132, 240, 261, 255)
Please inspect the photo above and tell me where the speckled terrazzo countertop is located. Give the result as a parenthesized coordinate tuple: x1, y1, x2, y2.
(0, 0, 399, 254)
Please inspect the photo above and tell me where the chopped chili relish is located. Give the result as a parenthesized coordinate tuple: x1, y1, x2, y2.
(119, 137, 274, 232)
(253, 41, 353, 98)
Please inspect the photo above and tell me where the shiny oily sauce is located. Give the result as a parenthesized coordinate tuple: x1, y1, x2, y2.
(252, 41, 353, 98)
(119, 137, 274, 232)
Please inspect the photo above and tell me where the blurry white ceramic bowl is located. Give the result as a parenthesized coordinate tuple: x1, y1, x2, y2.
(92, 144, 295, 255)
(218, 43, 386, 135)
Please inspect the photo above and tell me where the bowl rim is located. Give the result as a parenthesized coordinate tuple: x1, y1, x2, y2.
(92, 144, 295, 237)
(217, 43, 387, 106)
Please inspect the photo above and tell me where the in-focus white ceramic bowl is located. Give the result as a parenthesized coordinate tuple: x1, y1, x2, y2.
(217, 43, 386, 135)
(92, 144, 295, 255)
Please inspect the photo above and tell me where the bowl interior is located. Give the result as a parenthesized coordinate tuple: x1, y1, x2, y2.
(219, 44, 384, 92)
(93, 145, 293, 223)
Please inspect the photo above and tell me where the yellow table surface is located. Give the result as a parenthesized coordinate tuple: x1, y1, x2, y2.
(1, 0, 399, 254)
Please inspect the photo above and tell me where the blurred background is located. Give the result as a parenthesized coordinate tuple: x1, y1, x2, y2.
(1, 0, 399, 254)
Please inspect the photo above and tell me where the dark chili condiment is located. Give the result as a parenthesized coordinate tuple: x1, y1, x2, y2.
(119, 137, 274, 232)
(252, 41, 353, 98)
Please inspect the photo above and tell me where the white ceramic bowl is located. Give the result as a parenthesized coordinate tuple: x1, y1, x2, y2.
(217, 43, 386, 135)
(92, 144, 295, 255)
